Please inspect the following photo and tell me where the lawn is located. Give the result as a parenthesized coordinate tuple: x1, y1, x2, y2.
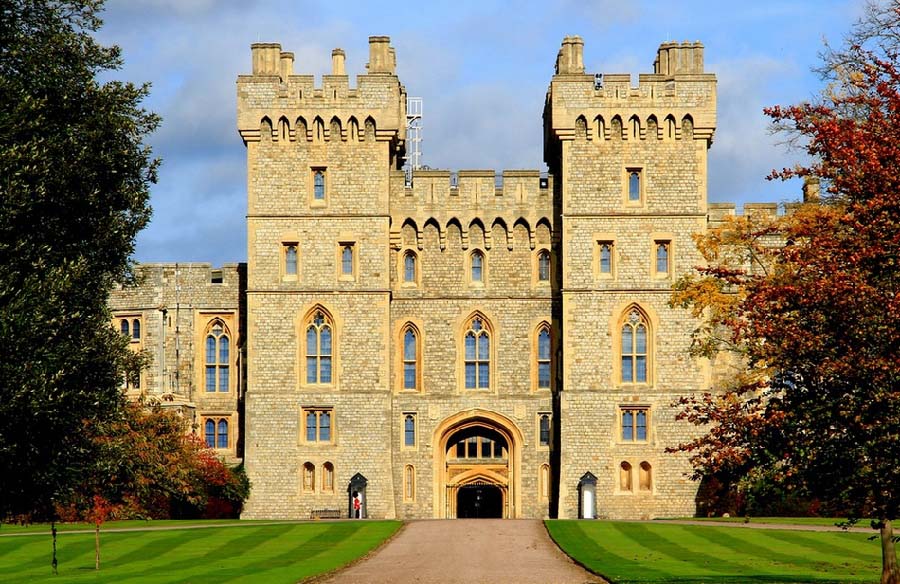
(666, 517, 864, 528)
(546, 520, 884, 583)
(0, 520, 401, 583)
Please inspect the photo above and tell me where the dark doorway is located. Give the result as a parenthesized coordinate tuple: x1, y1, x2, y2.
(456, 484, 502, 518)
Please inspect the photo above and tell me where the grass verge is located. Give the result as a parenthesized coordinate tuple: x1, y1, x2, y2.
(0, 520, 401, 583)
(546, 520, 883, 583)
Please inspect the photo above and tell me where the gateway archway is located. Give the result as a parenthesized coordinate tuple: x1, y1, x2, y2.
(433, 409, 523, 518)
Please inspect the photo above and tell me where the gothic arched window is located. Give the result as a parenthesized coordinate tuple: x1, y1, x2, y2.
(306, 310, 333, 384)
(464, 315, 491, 389)
(621, 309, 648, 384)
(537, 325, 551, 390)
(205, 320, 230, 392)
(402, 326, 419, 390)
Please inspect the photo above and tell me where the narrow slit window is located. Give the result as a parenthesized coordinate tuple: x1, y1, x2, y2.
(537, 250, 550, 282)
(313, 170, 326, 200)
(404, 414, 416, 447)
(537, 327, 551, 389)
(656, 241, 670, 275)
(539, 414, 551, 447)
(599, 242, 613, 274)
(628, 170, 641, 202)
(403, 327, 418, 390)
(470, 251, 484, 283)
(403, 251, 417, 283)
(341, 244, 354, 276)
(285, 244, 298, 276)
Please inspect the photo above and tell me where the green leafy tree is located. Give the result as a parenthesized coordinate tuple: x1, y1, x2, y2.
(0, 0, 158, 529)
(670, 3, 900, 582)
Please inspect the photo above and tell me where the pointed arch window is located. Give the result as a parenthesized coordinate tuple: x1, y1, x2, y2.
(403, 250, 417, 284)
(404, 413, 416, 447)
(303, 462, 316, 492)
(537, 249, 550, 282)
(404, 465, 415, 501)
(628, 169, 642, 202)
(464, 316, 490, 389)
(470, 250, 484, 284)
(655, 241, 670, 275)
(306, 310, 333, 384)
(205, 320, 230, 392)
(621, 309, 648, 383)
(537, 325, 551, 390)
(538, 413, 551, 447)
(540, 464, 551, 499)
(402, 326, 419, 390)
(284, 244, 298, 276)
(323, 462, 335, 492)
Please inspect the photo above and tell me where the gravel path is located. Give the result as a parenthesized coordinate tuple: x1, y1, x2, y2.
(316, 519, 604, 584)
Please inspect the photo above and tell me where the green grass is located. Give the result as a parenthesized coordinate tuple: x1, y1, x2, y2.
(546, 520, 884, 583)
(666, 517, 865, 527)
(0, 519, 262, 535)
(0, 520, 401, 583)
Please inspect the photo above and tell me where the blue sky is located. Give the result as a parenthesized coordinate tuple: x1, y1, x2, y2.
(98, 0, 862, 265)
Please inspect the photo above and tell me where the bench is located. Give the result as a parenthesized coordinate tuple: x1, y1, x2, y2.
(310, 508, 341, 520)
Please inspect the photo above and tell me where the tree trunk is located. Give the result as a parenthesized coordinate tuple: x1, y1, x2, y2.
(51, 521, 58, 575)
(94, 524, 100, 570)
(881, 520, 900, 584)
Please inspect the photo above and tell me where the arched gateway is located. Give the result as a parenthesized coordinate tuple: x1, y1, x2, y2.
(433, 409, 523, 518)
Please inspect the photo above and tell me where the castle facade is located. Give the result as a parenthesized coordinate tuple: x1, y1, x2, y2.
(109, 35, 749, 520)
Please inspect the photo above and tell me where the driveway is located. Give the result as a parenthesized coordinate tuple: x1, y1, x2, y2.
(316, 519, 604, 584)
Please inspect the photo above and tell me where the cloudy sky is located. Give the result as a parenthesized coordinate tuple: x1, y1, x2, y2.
(97, 0, 862, 265)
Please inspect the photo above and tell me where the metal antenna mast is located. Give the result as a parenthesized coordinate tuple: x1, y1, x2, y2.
(405, 96, 423, 185)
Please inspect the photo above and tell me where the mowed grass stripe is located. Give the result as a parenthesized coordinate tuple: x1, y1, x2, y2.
(690, 526, 822, 571)
(0, 535, 32, 559)
(547, 520, 884, 583)
(109, 523, 241, 580)
(203, 522, 386, 583)
(760, 529, 877, 564)
(545, 521, 670, 582)
(0, 522, 400, 584)
(116, 524, 321, 582)
(610, 522, 743, 578)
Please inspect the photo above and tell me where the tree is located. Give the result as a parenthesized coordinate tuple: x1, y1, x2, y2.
(670, 3, 900, 582)
(0, 0, 158, 527)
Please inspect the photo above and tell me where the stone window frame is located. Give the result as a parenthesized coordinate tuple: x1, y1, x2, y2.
(202, 316, 233, 394)
(531, 320, 553, 392)
(201, 414, 233, 450)
(404, 464, 416, 502)
(300, 304, 339, 389)
(114, 313, 143, 391)
(309, 166, 328, 208)
(539, 463, 551, 501)
(195, 312, 238, 395)
(611, 303, 655, 387)
(301, 406, 335, 445)
(623, 166, 645, 207)
(302, 461, 316, 492)
(395, 319, 424, 393)
(281, 240, 299, 281)
(652, 236, 673, 279)
(592, 234, 617, 280)
(322, 461, 335, 492)
(618, 405, 650, 443)
(467, 248, 486, 287)
(400, 247, 420, 287)
(402, 412, 417, 450)
(536, 412, 552, 450)
(457, 310, 496, 393)
(618, 460, 633, 493)
(533, 247, 552, 286)
(337, 240, 358, 282)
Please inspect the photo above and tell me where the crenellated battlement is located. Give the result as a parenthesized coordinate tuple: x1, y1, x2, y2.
(545, 38, 716, 150)
(237, 37, 406, 146)
(389, 169, 554, 252)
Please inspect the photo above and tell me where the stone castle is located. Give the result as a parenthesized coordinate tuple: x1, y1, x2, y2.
(109, 35, 786, 520)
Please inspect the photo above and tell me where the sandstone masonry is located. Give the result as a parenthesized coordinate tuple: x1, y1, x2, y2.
(109, 35, 789, 520)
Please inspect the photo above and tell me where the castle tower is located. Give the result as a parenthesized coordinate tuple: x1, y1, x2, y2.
(237, 38, 406, 518)
(544, 38, 717, 518)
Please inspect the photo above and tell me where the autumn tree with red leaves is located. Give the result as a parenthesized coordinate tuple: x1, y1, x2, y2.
(670, 2, 900, 582)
